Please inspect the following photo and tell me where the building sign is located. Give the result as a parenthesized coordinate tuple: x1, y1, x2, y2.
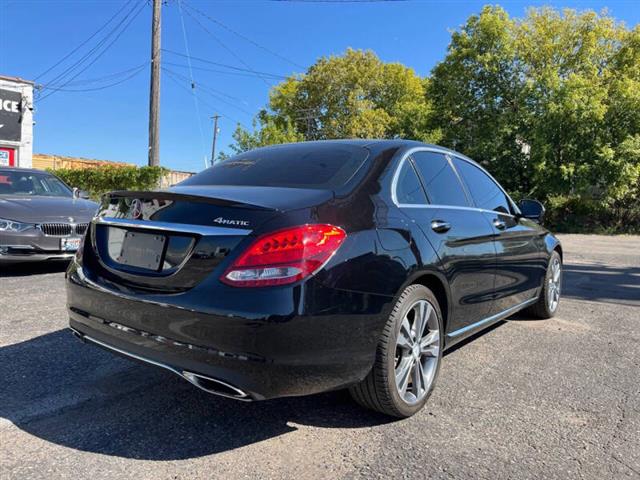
(0, 88, 23, 142)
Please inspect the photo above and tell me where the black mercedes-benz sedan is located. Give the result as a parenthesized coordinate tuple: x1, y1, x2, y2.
(66, 140, 562, 417)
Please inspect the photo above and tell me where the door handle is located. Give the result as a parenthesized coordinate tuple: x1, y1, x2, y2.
(431, 220, 451, 233)
(493, 218, 506, 230)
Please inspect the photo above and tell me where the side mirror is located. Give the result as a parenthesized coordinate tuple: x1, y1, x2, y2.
(73, 187, 91, 200)
(518, 199, 545, 223)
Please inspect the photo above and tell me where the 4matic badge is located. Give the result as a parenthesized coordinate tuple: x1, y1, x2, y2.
(213, 216, 250, 227)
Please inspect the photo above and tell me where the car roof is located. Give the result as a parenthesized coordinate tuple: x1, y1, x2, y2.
(246, 139, 470, 160)
(0, 167, 51, 175)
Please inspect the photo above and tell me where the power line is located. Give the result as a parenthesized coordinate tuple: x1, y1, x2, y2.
(162, 67, 253, 116)
(33, 0, 134, 81)
(39, 1, 142, 90)
(37, 1, 147, 102)
(163, 68, 247, 128)
(176, 0, 208, 168)
(181, 5, 273, 87)
(182, 0, 304, 69)
(36, 65, 147, 92)
(163, 50, 287, 79)
(39, 63, 147, 89)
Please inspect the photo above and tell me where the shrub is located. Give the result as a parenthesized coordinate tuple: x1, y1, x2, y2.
(545, 195, 640, 234)
(50, 165, 167, 200)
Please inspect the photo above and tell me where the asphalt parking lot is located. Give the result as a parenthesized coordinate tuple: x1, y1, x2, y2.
(1, 234, 638, 479)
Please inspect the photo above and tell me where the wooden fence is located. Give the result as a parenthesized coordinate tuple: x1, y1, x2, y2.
(32, 154, 194, 187)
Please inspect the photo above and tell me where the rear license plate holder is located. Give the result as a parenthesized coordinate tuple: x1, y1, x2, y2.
(117, 231, 166, 270)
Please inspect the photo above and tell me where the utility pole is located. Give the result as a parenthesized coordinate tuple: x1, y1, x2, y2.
(147, 0, 162, 166)
(210, 114, 220, 166)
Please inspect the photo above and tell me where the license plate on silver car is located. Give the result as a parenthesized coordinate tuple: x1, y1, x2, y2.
(61, 238, 81, 251)
(117, 231, 166, 270)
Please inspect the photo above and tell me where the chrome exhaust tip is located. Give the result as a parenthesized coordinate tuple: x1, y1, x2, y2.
(182, 371, 252, 401)
(71, 329, 252, 401)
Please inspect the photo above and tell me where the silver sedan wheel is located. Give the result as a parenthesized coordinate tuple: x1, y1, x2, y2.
(394, 300, 440, 405)
(548, 257, 561, 312)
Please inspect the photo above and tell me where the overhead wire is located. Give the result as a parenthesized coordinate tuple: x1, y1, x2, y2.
(36, 65, 147, 92)
(162, 49, 288, 79)
(162, 67, 253, 116)
(182, 0, 304, 70)
(163, 68, 247, 129)
(33, 0, 134, 81)
(180, 5, 273, 87)
(39, 0, 141, 90)
(37, 0, 147, 102)
(41, 63, 147, 88)
(176, 0, 209, 168)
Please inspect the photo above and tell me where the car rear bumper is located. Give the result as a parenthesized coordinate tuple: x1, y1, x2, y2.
(66, 262, 392, 400)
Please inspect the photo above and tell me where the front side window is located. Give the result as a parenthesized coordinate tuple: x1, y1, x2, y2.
(411, 152, 468, 207)
(452, 158, 512, 214)
(395, 160, 427, 205)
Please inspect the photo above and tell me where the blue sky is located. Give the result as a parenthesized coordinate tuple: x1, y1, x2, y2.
(1, 0, 639, 173)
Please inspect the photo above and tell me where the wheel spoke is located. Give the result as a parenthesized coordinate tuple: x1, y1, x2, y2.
(553, 262, 561, 282)
(412, 359, 424, 396)
(395, 356, 413, 395)
(413, 301, 429, 341)
(420, 330, 439, 352)
(398, 318, 413, 350)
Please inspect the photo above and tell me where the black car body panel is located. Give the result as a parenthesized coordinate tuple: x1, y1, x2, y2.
(66, 140, 560, 400)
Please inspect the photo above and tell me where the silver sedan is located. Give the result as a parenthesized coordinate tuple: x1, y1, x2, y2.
(0, 168, 98, 263)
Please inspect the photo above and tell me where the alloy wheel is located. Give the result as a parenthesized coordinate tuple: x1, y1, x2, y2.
(548, 257, 561, 312)
(394, 299, 440, 405)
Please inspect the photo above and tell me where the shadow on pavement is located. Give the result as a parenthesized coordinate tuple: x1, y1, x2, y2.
(0, 261, 69, 277)
(0, 329, 394, 460)
(562, 262, 640, 306)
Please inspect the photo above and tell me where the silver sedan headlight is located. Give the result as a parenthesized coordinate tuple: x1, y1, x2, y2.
(0, 218, 34, 232)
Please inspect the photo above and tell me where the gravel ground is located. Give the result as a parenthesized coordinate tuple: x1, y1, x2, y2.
(0, 234, 638, 479)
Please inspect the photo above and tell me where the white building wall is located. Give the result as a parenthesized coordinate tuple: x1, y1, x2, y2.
(0, 77, 34, 168)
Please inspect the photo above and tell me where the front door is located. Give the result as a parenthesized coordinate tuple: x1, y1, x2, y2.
(452, 157, 545, 315)
(394, 151, 497, 335)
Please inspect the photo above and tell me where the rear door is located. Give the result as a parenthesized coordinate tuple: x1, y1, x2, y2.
(451, 157, 546, 315)
(395, 150, 497, 335)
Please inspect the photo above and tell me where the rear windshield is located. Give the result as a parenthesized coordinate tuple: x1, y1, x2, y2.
(181, 143, 369, 190)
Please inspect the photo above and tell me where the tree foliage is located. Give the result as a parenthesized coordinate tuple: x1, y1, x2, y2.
(428, 6, 640, 206)
(226, 48, 439, 155)
(51, 166, 167, 200)
(225, 8, 640, 230)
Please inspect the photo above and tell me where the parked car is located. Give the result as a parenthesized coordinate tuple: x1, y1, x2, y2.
(0, 167, 98, 263)
(66, 140, 562, 418)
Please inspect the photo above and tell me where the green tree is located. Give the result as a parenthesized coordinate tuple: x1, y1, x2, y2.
(225, 49, 439, 154)
(428, 6, 640, 206)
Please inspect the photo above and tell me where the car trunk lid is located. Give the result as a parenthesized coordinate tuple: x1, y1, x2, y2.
(84, 186, 333, 292)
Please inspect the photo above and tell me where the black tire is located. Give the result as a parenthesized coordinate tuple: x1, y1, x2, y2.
(349, 284, 444, 418)
(524, 250, 562, 319)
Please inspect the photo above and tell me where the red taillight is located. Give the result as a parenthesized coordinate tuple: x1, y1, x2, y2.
(221, 224, 347, 287)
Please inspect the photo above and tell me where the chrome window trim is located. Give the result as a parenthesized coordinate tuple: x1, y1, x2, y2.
(93, 216, 252, 236)
(390, 146, 519, 218)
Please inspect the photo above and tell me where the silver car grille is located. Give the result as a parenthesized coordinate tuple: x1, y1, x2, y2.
(40, 223, 89, 236)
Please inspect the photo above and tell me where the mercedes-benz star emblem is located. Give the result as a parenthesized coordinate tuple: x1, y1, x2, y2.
(130, 199, 143, 219)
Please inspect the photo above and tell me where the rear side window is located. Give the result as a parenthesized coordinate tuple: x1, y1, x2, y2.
(395, 160, 427, 204)
(453, 158, 512, 214)
(411, 152, 468, 207)
(181, 143, 369, 191)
